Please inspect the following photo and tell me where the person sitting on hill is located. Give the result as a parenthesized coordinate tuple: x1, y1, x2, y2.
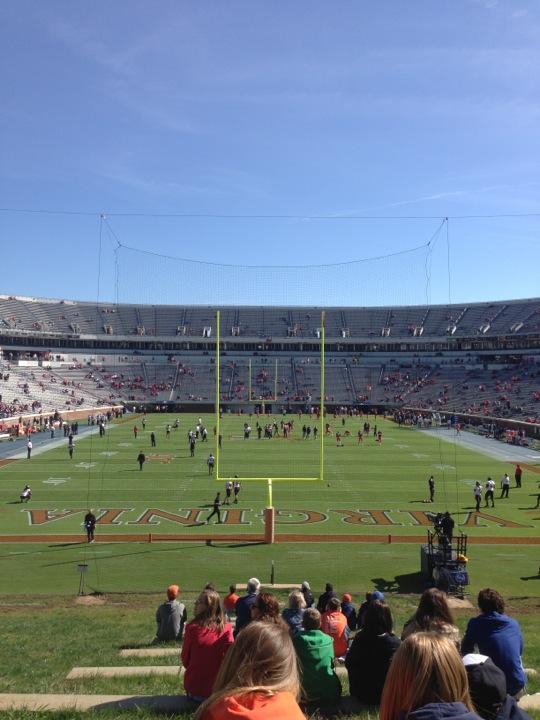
(293, 607, 342, 705)
(300, 580, 315, 608)
(401, 588, 460, 645)
(464, 654, 532, 720)
(234, 577, 260, 635)
(357, 589, 385, 628)
(341, 593, 357, 631)
(250, 592, 285, 627)
(181, 589, 234, 702)
(223, 584, 239, 622)
(321, 596, 349, 660)
(346, 599, 400, 704)
(282, 589, 307, 637)
(155, 584, 187, 642)
(317, 582, 337, 613)
(461, 589, 526, 698)
(380, 633, 483, 720)
(195, 621, 305, 720)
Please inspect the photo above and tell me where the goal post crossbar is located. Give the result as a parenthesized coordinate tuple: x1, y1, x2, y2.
(215, 476, 320, 482)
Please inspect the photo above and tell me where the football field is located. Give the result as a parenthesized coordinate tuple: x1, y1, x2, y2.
(0, 413, 538, 596)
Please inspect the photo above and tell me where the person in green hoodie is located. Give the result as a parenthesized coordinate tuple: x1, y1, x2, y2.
(293, 607, 342, 704)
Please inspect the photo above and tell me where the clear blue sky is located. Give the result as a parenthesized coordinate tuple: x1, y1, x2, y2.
(1, 1, 539, 306)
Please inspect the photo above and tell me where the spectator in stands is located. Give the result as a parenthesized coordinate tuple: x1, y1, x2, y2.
(380, 633, 481, 720)
(250, 592, 284, 626)
(402, 588, 460, 645)
(341, 593, 357, 630)
(282, 589, 306, 636)
(223, 584, 239, 622)
(155, 584, 187, 642)
(195, 621, 304, 720)
(301, 580, 315, 608)
(321, 597, 349, 659)
(293, 607, 341, 704)
(235, 577, 260, 635)
(317, 582, 337, 612)
(346, 599, 400, 704)
(461, 589, 526, 698)
(181, 589, 234, 702)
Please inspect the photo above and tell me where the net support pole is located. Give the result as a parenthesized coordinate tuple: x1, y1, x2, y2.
(274, 358, 278, 402)
(264, 479, 275, 544)
(215, 310, 220, 479)
(248, 358, 252, 402)
(320, 311, 325, 485)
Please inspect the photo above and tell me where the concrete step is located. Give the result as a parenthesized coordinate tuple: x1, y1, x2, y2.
(120, 648, 179, 658)
(66, 666, 182, 679)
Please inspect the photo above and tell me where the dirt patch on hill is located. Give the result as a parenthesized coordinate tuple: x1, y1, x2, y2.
(74, 594, 107, 606)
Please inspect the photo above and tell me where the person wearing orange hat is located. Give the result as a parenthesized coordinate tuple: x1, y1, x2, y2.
(155, 584, 187, 642)
(341, 593, 357, 631)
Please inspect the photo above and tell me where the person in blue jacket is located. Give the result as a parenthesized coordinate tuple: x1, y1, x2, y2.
(461, 589, 526, 698)
(380, 632, 483, 720)
(234, 577, 260, 636)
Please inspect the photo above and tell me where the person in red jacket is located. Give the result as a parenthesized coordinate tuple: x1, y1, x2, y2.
(195, 621, 304, 720)
(320, 597, 350, 659)
(181, 589, 234, 702)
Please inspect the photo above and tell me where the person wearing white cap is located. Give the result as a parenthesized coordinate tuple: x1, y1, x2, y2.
(234, 577, 260, 635)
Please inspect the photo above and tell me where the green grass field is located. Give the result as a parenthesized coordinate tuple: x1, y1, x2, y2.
(0, 413, 538, 597)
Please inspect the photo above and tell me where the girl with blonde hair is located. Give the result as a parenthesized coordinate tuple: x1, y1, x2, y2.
(380, 633, 482, 720)
(195, 621, 304, 719)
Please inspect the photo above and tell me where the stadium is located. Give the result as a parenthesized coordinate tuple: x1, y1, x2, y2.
(1, 288, 539, 715)
(2, 3, 540, 718)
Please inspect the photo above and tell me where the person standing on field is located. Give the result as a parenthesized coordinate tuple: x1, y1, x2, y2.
(428, 476, 435, 503)
(84, 510, 96, 543)
(501, 473, 510, 499)
(137, 451, 146, 470)
(206, 492, 222, 524)
(474, 481, 483, 512)
(485, 477, 495, 508)
(514, 464, 522, 488)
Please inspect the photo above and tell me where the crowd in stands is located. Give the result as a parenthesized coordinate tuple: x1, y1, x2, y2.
(151, 580, 531, 720)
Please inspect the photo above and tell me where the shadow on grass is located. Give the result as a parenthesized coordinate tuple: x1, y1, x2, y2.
(94, 695, 197, 712)
(42, 544, 206, 568)
(371, 571, 425, 594)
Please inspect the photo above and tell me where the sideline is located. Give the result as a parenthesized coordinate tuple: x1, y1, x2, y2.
(0, 422, 123, 463)
(419, 427, 540, 464)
